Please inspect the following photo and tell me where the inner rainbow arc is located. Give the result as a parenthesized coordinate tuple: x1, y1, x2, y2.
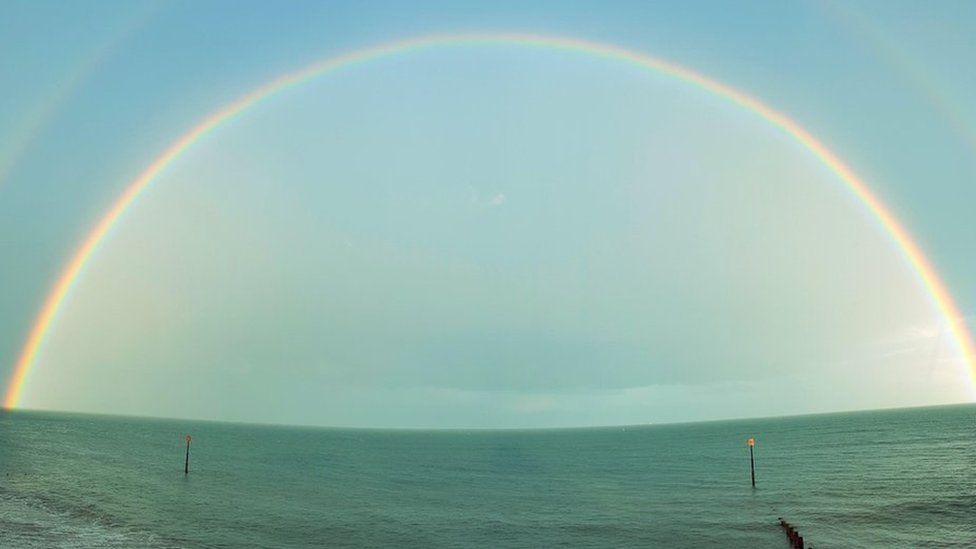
(4, 32, 974, 409)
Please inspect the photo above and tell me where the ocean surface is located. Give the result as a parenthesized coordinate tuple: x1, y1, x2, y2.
(1, 404, 974, 548)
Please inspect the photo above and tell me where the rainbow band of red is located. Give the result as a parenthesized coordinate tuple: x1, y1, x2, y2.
(5, 33, 974, 408)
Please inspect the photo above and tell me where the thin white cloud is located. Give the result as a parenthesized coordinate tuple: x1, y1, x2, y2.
(487, 193, 506, 207)
(467, 186, 507, 207)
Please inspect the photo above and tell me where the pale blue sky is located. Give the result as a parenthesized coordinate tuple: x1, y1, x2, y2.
(2, 1, 975, 427)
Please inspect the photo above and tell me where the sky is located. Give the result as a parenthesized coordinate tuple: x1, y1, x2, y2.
(2, 1, 976, 428)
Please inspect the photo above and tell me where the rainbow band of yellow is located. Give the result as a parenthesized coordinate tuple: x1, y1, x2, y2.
(5, 32, 975, 408)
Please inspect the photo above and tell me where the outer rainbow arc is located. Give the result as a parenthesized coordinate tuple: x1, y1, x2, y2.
(4, 32, 974, 409)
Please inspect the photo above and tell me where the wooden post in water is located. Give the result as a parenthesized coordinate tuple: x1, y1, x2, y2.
(184, 434, 192, 474)
(779, 518, 807, 548)
(747, 437, 756, 487)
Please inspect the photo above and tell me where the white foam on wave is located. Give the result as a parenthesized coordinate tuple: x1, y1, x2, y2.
(0, 492, 166, 548)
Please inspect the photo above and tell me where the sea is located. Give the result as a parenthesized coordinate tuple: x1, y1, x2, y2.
(1, 404, 974, 548)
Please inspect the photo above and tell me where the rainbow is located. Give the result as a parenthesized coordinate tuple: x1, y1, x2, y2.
(0, 5, 161, 190)
(5, 32, 975, 408)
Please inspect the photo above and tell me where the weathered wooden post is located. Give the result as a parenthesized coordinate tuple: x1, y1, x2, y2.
(747, 437, 756, 487)
(184, 434, 192, 474)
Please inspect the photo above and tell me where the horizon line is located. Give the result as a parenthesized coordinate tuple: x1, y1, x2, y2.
(4, 399, 973, 433)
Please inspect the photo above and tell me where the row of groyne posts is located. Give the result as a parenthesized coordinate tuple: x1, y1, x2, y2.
(778, 518, 806, 548)
(748, 437, 809, 548)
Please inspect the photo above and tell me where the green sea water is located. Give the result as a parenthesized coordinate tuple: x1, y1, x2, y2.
(1, 404, 974, 547)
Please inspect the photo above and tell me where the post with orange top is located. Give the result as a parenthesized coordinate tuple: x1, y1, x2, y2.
(184, 435, 192, 474)
(747, 437, 755, 487)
